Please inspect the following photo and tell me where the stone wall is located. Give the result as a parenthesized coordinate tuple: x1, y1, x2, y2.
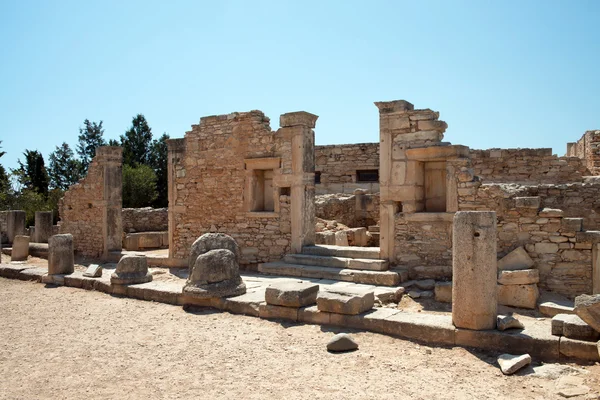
(59, 147, 123, 259)
(122, 207, 168, 233)
(567, 130, 600, 175)
(168, 110, 316, 266)
(315, 192, 379, 228)
(315, 143, 379, 194)
(470, 148, 587, 184)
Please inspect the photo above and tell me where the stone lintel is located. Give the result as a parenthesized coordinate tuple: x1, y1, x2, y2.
(280, 111, 319, 128)
(374, 100, 414, 113)
(405, 145, 470, 161)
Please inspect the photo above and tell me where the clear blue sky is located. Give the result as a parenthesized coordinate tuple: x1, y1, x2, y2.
(1, 1, 599, 171)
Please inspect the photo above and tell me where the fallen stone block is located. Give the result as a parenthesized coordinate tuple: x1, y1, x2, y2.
(434, 282, 452, 303)
(497, 353, 531, 375)
(573, 294, 600, 333)
(317, 288, 374, 315)
(551, 314, 570, 336)
(111, 254, 152, 285)
(497, 269, 539, 285)
(497, 315, 524, 331)
(265, 281, 319, 307)
(83, 264, 103, 278)
(497, 284, 539, 309)
(497, 247, 534, 271)
(561, 314, 600, 341)
(327, 333, 358, 352)
(373, 287, 404, 304)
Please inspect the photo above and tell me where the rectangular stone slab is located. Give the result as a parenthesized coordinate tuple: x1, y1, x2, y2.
(497, 269, 539, 285)
(316, 288, 374, 315)
(265, 282, 319, 307)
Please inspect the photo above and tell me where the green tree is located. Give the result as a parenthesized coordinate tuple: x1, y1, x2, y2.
(48, 142, 83, 190)
(121, 114, 153, 167)
(148, 133, 169, 207)
(14, 150, 49, 198)
(77, 119, 106, 172)
(122, 164, 158, 208)
(0, 140, 9, 194)
(108, 138, 120, 147)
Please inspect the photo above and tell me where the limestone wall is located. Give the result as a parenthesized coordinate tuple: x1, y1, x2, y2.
(315, 143, 379, 194)
(122, 207, 168, 233)
(470, 148, 587, 184)
(168, 110, 315, 266)
(567, 130, 600, 175)
(315, 192, 379, 228)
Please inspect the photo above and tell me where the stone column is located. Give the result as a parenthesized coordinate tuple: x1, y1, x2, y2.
(452, 211, 497, 330)
(7, 210, 26, 245)
(11, 235, 29, 261)
(166, 138, 186, 259)
(48, 234, 74, 275)
(97, 147, 123, 260)
(280, 112, 318, 254)
(34, 211, 53, 243)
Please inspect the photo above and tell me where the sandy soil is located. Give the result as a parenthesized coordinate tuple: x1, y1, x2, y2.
(1, 275, 599, 400)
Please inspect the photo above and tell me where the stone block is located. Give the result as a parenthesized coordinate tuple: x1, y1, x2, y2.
(298, 305, 331, 325)
(497, 247, 534, 271)
(514, 197, 540, 209)
(497, 354, 531, 375)
(265, 282, 319, 308)
(48, 234, 74, 275)
(279, 111, 318, 128)
(534, 242, 559, 254)
(111, 254, 152, 285)
(6, 210, 26, 244)
(559, 314, 600, 341)
(259, 304, 298, 322)
(83, 264, 103, 278)
(561, 218, 583, 233)
(34, 211, 53, 243)
(452, 211, 497, 330)
(559, 337, 600, 361)
(539, 208, 563, 218)
(551, 314, 570, 336)
(434, 282, 452, 303)
(574, 294, 600, 333)
(497, 284, 539, 309)
(497, 269, 539, 285)
(11, 235, 29, 261)
(316, 288, 374, 315)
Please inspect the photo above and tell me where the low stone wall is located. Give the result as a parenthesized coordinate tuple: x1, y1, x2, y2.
(315, 143, 379, 194)
(315, 192, 379, 228)
(567, 130, 600, 175)
(470, 148, 587, 184)
(122, 207, 168, 233)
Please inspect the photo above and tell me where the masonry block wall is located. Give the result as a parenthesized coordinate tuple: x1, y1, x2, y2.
(167, 110, 316, 266)
(315, 143, 379, 194)
(567, 130, 600, 175)
(59, 147, 123, 259)
(122, 207, 168, 233)
(470, 148, 587, 184)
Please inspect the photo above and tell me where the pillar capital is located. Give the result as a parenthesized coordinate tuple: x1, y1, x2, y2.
(280, 111, 318, 128)
(374, 100, 414, 114)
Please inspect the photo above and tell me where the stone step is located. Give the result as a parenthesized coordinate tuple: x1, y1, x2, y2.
(283, 254, 389, 271)
(302, 245, 381, 260)
(258, 261, 400, 286)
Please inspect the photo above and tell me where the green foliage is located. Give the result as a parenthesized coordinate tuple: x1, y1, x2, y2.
(48, 142, 83, 190)
(108, 138, 120, 147)
(0, 140, 8, 193)
(121, 114, 153, 167)
(9, 189, 52, 226)
(14, 150, 49, 198)
(77, 119, 106, 172)
(148, 133, 169, 207)
(122, 164, 158, 208)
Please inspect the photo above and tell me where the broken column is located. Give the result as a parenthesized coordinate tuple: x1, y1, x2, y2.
(7, 210, 26, 244)
(452, 211, 497, 330)
(111, 254, 152, 284)
(48, 234, 74, 275)
(34, 211, 53, 243)
(11, 235, 29, 261)
(183, 233, 246, 298)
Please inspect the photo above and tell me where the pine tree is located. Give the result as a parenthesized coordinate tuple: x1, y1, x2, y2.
(14, 150, 49, 198)
(121, 114, 153, 166)
(48, 142, 83, 190)
(77, 119, 106, 172)
(148, 133, 169, 207)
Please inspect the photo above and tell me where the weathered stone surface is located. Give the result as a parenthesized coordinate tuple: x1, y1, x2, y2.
(6, 210, 26, 244)
(555, 375, 590, 398)
(539, 208, 564, 218)
(326, 333, 358, 352)
(415, 279, 435, 290)
(374, 287, 404, 304)
(34, 211, 53, 243)
(498, 247, 535, 271)
(280, 111, 318, 128)
(497, 353, 531, 375)
(11, 235, 29, 261)
(111, 254, 152, 285)
(188, 233, 240, 273)
(48, 234, 74, 275)
(83, 264, 103, 278)
(534, 242, 559, 254)
(317, 288, 374, 315)
(559, 337, 600, 361)
(560, 314, 600, 341)
(258, 304, 298, 321)
(552, 314, 570, 336)
(573, 294, 600, 333)
(497, 284, 539, 309)
(497, 315, 524, 331)
(434, 281, 452, 303)
(452, 211, 497, 330)
(265, 282, 319, 307)
(497, 269, 539, 285)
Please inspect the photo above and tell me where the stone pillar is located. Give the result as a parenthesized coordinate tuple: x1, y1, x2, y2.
(48, 234, 74, 275)
(452, 211, 497, 330)
(11, 235, 29, 261)
(280, 112, 318, 254)
(34, 211, 53, 243)
(97, 147, 123, 260)
(7, 210, 26, 245)
(166, 138, 186, 258)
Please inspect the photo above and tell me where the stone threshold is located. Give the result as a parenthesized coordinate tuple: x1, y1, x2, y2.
(1, 262, 598, 363)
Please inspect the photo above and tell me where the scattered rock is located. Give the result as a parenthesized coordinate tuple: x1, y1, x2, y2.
(415, 279, 435, 290)
(374, 287, 404, 304)
(497, 353, 531, 375)
(327, 333, 358, 352)
(497, 315, 524, 331)
(574, 294, 600, 333)
(497, 247, 534, 271)
(317, 288, 374, 315)
(419, 290, 434, 299)
(265, 282, 319, 307)
(111, 254, 152, 285)
(555, 375, 589, 398)
(83, 264, 102, 278)
(407, 290, 421, 299)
